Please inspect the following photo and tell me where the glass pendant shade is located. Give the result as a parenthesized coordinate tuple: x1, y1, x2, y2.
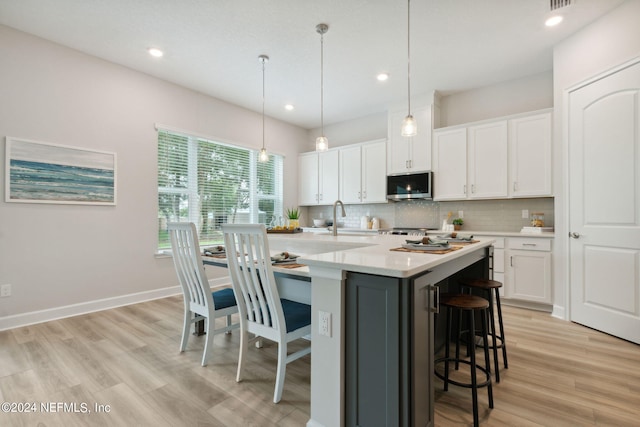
(401, 114, 417, 137)
(315, 136, 328, 152)
(259, 147, 269, 162)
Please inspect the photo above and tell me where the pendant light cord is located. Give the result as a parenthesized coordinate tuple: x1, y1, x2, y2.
(262, 58, 266, 150)
(407, 0, 411, 116)
(320, 30, 325, 137)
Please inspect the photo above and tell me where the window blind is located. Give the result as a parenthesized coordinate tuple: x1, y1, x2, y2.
(157, 129, 283, 248)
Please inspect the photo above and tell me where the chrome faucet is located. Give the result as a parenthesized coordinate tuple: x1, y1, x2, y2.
(332, 200, 346, 236)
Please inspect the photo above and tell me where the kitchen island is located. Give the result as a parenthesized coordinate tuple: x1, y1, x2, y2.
(265, 232, 495, 427)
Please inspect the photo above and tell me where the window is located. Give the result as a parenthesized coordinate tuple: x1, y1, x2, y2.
(157, 128, 283, 248)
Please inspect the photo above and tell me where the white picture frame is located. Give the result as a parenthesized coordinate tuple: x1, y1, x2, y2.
(5, 137, 117, 205)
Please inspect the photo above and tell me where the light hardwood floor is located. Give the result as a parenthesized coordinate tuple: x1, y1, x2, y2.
(0, 295, 638, 426)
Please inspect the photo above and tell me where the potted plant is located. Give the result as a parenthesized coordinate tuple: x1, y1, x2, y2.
(452, 218, 464, 231)
(286, 207, 300, 229)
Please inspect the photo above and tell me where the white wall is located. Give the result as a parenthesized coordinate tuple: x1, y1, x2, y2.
(306, 111, 387, 149)
(0, 25, 307, 328)
(438, 71, 553, 127)
(551, 0, 640, 319)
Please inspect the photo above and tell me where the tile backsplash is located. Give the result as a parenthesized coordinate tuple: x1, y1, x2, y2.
(303, 198, 554, 232)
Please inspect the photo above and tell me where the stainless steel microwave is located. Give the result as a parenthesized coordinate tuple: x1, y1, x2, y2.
(386, 171, 433, 201)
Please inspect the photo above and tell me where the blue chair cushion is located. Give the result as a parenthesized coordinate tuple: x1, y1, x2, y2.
(280, 298, 311, 333)
(212, 288, 237, 310)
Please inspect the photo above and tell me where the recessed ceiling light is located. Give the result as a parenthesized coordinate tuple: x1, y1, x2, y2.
(545, 15, 563, 27)
(284, 104, 294, 111)
(377, 73, 389, 81)
(148, 48, 164, 58)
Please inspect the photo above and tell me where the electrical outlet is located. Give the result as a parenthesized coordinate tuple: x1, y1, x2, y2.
(0, 284, 11, 297)
(319, 311, 332, 337)
(522, 209, 529, 219)
(458, 210, 464, 219)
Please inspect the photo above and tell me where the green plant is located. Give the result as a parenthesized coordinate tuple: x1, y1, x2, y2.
(286, 207, 300, 220)
(452, 218, 464, 225)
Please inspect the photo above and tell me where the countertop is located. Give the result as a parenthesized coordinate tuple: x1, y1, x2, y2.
(301, 226, 555, 238)
(267, 232, 495, 279)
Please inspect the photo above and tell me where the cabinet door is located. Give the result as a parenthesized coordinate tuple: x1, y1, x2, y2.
(409, 105, 433, 172)
(362, 140, 387, 203)
(433, 128, 467, 200)
(509, 112, 552, 197)
(298, 153, 319, 205)
(340, 145, 363, 204)
(387, 110, 411, 174)
(319, 150, 339, 205)
(506, 249, 551, 303)
(468, 121, 508, 199)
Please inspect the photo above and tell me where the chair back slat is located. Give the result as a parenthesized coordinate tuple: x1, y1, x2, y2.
(223, 224, 283, 333)
(168, 222, 213, 311)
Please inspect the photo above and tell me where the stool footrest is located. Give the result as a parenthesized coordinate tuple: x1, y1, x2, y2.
(435, 357, 492, 389)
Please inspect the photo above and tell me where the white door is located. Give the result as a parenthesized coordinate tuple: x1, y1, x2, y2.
(568, 59, 640, 344)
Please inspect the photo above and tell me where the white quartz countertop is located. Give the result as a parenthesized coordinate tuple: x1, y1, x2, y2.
(267, 232, 495, 279)
(427, 229, 555, 238)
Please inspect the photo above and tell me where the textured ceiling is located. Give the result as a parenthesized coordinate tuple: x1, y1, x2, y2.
(0, 0, 627, 129)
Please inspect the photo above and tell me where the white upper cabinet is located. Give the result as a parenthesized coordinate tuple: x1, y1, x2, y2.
(387, 105, 432, 174)
(298, 149, 339, 206)
(433, 109, 552, 201)
(432, 128, 467, 200)
(468, 120, 508, 199)
(340, 139, 387, 204)
(509, 112, 552, 197)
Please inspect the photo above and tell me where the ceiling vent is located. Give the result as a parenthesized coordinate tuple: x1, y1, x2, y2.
(550, 0, 574, 11)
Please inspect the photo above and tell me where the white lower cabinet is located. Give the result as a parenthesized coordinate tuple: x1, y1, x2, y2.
(505, 238, 552, 304)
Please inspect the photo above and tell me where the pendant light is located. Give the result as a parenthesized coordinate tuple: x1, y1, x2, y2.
(316, 23, 329, 152)
(401, 0, 417, 137)
(258, 54, 269, 162)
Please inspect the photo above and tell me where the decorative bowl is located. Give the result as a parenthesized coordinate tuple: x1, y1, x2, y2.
(313, 218, 326, 227)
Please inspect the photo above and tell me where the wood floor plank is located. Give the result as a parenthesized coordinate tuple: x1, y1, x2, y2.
(1, 297, 638, 426)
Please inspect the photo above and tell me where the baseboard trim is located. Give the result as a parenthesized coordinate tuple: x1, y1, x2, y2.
(0, 277, 232, 331)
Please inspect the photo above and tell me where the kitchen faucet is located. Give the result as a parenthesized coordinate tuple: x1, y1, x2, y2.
(332, 200, 346, 236)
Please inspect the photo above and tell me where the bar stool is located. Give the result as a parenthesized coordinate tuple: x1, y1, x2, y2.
(435, 293, 494, 427)
(459, 278, 508, 383)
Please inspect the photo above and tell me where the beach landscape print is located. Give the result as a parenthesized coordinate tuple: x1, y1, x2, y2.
(5, 137, 116, 205)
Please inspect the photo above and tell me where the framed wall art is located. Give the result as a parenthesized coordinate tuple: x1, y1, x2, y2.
(5, 137, 117, 205)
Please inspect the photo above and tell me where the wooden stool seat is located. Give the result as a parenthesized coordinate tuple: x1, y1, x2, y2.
(460, 278, 502, 290)
(459, 278, 509, 383)
(435, 293, 494, 426)
(441, 293, 489, 310)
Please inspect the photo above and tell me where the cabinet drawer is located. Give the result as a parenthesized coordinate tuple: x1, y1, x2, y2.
(507, 238, 551, 252)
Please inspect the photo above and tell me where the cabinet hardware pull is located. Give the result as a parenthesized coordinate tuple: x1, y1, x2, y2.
(472, 184, 476, 193)
(363, 190, 366, 199)
(510, 256, 513, 267)
(513, 182, 517, 191)
(523, 243, 537, 246)
(463, 185, 467, 194)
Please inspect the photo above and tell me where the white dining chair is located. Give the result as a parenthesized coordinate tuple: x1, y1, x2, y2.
(168, 222, 239, 367)
(222, 223, 311, 403)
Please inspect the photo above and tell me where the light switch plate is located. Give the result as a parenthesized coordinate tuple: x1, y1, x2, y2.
(522, 209, 529, 219)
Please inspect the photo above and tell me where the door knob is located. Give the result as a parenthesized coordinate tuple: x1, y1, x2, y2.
(569, 232, 580, 239)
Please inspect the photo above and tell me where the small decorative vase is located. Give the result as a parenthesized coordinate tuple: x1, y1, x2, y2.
(289, 219, 300, 229)
(454, 224, 462, 231)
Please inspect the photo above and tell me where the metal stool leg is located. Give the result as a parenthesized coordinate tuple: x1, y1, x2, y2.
(495, 289, 508, 369)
